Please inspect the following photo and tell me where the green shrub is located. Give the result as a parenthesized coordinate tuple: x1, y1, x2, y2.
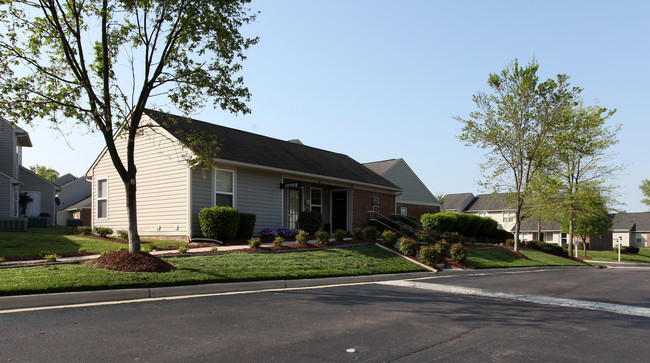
(248, 237, 262, 248)
(94, 227, 113, 237)
(177, 245, 189, 254)
(237, 213, 256, 239)
(295, 230, 309, 245)
(44, 254, 58, 262)
(434, 242, 449, 257)
(505, 239, 515, 247)
(0, 257, 5, 263)
(399, 238, 418, 258)
(117, 230, 128, 241)
(381, 230, 398, 247)
(333, 229, 347, 241)
(297, 211, 322, 235)
(351, 228, 364, 240)
(450, 243, 467, 262)
(363, 226, 378, 240)
(614, 246, 639, 254)
(198, 206, 241, 241)
(211, 246, 219, 252)
(419, 246, 438, 266)
(527, 241, 568, 257)
(78, 247, 88, 254)
(315, 231, 330, 245)
(273, 236, 285, 246)
(77, 226, 92, 235)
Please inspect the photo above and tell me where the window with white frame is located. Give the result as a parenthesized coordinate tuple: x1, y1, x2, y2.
(502, 211, 514, 223)
(478, 211, 487, 218)
(310, 188, 322, 213)
(215, 169, 234, 207)
(400, 207, 408, 216)
(97, 179, 108, 219)
(561, 233, 567, 245)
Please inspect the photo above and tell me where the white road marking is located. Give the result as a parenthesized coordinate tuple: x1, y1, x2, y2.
(378, 280, 650, 318)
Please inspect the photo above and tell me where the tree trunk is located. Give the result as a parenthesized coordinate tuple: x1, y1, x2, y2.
(537, 218, 542, 241)
(568, 214, 575, 257)
(124, 177, 141, 253)
(514, 206, 521, 252)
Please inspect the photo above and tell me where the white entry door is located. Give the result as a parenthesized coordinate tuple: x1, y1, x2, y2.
(24, 191, 41, 217)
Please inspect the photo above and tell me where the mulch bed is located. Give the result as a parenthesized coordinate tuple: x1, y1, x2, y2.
(88, 250, 175, 273)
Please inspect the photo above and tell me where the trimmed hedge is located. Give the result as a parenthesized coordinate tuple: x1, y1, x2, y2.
(198, 206, 240, 241)
(298, 211, 322, 235)
(526, 240, 568, 258)
(421, 212, 512, 243)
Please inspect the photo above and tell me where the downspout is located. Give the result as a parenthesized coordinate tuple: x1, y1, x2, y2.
(187, 167, 193, 241)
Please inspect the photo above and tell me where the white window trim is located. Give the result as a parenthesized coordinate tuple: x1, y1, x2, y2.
(502, 211, 514, 223)
(214, 168, 236, 208)
(97, 177, 108, 219)
(310, 187, 322, 212)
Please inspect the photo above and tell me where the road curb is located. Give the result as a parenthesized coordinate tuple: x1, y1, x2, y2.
(0, 271, 438, 311)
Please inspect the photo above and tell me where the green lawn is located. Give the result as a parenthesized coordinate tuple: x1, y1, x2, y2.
(586, 247, 650, 264)
(0, 245, 428, 296)
(466, 248, 589, 269)
(0, 227, 187, 257)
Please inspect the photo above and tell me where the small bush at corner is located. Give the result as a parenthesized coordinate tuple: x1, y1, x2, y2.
(333, 229, 346, 241)
(315, 231, 330, 245)
(297, 211, 322, 235)
(296, 230, 309, 245)
(116, 230, 128, 241)
(381, 230, 398, 247)
(363, 226, 378, 240)
(77, 226, 92, 235)
(419, 246, 438, 266)
(94, 227, 113, 237)
(177, 245, 189, 254)
(399, 237, 418, 258)
(44, 254, 58, 262)
(351, 228, 364, 240)
(434, 242, 449, 257)
(248, 237, 262, 248)
(450, 243, 467, 262)
(273, 236, 285, 246)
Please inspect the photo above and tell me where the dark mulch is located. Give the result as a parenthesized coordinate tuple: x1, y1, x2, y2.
(89, 250, 176, 273)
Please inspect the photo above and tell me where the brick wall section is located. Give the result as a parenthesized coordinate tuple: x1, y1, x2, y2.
(352, 189, 395, 229)
(396, 203, 440, 222)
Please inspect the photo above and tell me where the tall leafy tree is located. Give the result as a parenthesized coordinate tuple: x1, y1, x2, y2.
(457, 59, 580, 251)
(29, 164, 60, 182)
(548, 103, 619, 255)
(641, 179, 650, 209)
(560, 187, 612, 256)
(0, 0, 258, 252)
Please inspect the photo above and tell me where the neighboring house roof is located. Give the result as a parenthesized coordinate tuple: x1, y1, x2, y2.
(517, 218, 562, 233)
(19, 166, 61, 191)
(56, 177, 91, 210)
(53, 173, 77, 187)
(611, 212, 650, 232)
(64, 196, 91, 211)
(363, 158, 440, 206)
(147, 109, 400, 191)
(465, 193, 515, 212)
(0, 170, 21, 185)
(13, 124, 32, 147)
(363, 159, 401, 176)
(442, 193, 475, 212)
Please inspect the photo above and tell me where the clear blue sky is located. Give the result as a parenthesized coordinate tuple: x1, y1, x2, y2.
(21, 0, 650, 212)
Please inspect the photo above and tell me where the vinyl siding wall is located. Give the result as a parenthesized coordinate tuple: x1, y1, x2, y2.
(18, 168, 57, 225)
(0, 121, 16, 177)
(91, 119, 191, 238)
(384, 160, 439, 206)
(190, 167, 212, 238)
(237, 169, 282, 236)
(0, 175, 10, 218)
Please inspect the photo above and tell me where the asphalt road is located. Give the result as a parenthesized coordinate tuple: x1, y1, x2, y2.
(2, 266, 649, 362)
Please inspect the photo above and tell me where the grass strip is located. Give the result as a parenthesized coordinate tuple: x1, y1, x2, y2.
(466, 248, 589, 269)
(0, 245, 427, 296)
(586, 248, 650, 264)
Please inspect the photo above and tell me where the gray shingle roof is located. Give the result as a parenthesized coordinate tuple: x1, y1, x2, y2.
(147, 109, 399, 190)
(363, 159, 400, 175)
(465, 193, 515, 212)
(611, 212, 650, 232)
(442, 193, 474, 211)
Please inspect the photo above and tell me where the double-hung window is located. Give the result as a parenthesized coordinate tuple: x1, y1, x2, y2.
(97, 179, 108, 219)
(311, 188, 322, 213)
(215, 169, 235, 207)
(502, 211, 514, 223)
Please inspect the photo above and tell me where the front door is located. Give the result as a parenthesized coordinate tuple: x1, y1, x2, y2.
(286, 189, 302, 229)
(331, 190, 347, 232)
